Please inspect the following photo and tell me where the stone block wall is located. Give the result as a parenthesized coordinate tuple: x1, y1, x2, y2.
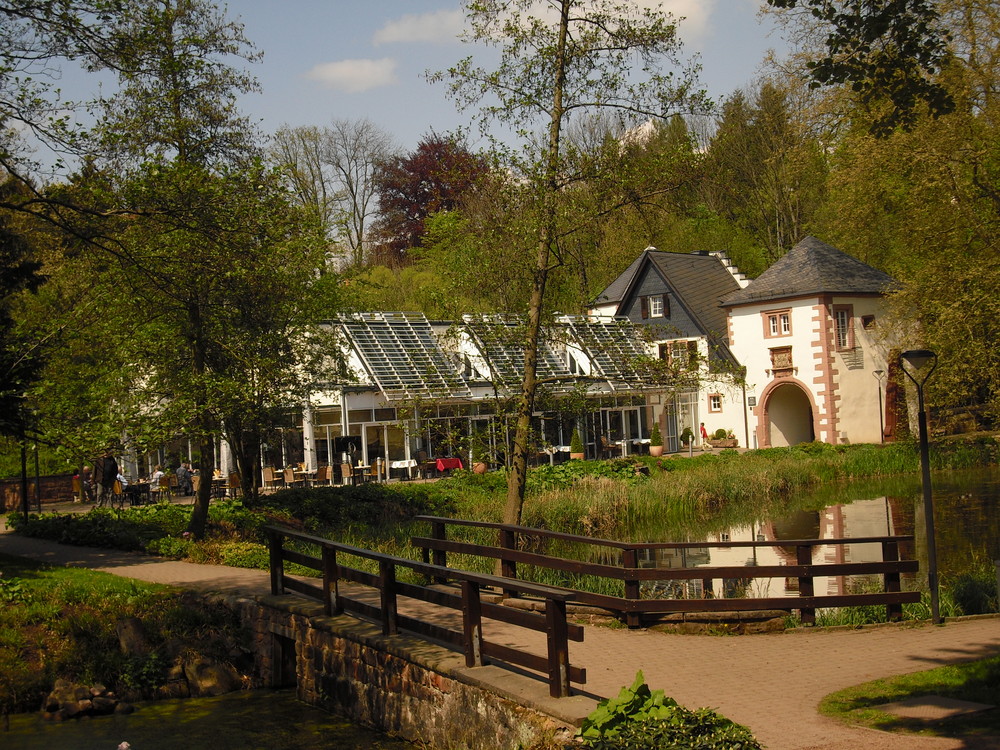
(227, 593, 580, 750)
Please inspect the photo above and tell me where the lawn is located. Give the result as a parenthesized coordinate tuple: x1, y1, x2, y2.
(820, 652, 1000, 741)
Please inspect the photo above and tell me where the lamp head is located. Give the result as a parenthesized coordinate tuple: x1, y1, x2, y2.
(899, 349, 938, 384)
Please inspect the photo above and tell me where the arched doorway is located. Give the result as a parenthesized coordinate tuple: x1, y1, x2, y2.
(762, 381, 815, 447)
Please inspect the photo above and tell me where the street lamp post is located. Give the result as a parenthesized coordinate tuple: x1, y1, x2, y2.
(873, 369, 886, 443)
(899, 349, 940, 624)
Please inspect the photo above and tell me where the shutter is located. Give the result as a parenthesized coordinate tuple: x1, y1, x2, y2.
(661, 294, 670, 318)
(640, 296, 649, 319)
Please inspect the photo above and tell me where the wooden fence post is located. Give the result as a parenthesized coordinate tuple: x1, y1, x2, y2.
(461, 580, 484, 667)
(797, 544, 815, 625)
(431, 520, 447, 583)
(323, 546, 342, 616)
(500, 527, 519, 598)
(622, 547, 641, 629)
(268, 529, 284, 595)
(882, 540, 902, 621)
(544, 597, 571, 698)
(379, 559, 398, 635)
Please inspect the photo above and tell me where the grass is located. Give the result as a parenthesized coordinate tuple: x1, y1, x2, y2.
(819, 654, 1000, 741)
(0, 553, 249, 716)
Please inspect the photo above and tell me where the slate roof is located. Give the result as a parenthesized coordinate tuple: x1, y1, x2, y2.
(592, 248, 742, 339)
(648, 251, 741, 339)
(721, 236, 894, 306)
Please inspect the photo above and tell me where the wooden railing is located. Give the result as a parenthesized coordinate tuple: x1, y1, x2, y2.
(264, 525, 586, 698)
(412, 516, 921, 628)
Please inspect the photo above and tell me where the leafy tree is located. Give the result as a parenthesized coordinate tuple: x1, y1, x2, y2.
(58, 0, 332, 535)
(702, 81, 828, 263)
(432, 0, 708, 525)
(766, 0, 955, 135)
(370, 132, 489, 266)
(0, 182, 45, 440)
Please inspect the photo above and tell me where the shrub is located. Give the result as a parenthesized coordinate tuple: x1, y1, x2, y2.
(578, 671, 761, 749)
(649, 422, 662, 447)
(712, 428, 728, 440)
(571, 428, 584, 454)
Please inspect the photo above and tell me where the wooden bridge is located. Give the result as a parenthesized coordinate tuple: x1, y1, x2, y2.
(265, 518, 920, 698)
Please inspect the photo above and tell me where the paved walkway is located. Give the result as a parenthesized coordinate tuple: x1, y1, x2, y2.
(1, 515, 998, 750)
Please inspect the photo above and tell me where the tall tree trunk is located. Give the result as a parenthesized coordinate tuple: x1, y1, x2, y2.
(503, 0, 569, 528)
(188, 430, 215, 537)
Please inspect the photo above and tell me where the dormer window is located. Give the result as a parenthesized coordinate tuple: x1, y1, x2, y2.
(641, 294, 669, 319)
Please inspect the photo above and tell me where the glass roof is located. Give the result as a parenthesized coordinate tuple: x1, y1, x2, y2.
(558, 315, 651, 390)
(461, 314, 576, 391)
(336, 312, 472, 400)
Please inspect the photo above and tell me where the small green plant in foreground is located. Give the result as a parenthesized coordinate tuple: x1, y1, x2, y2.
(577, 671, 762, 748)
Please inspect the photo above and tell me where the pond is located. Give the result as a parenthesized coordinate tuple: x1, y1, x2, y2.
(4, 688, 414, 750)
(654, 466, 1000, 600)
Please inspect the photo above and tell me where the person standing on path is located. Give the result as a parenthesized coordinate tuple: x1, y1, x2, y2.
(92, 448, 119, 507)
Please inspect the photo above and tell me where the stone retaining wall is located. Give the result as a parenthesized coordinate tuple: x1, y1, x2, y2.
(1, 473, 74, 511)
(221, 593, 589, 750)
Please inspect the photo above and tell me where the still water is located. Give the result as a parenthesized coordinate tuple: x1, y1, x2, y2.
(659, 467, 1000, 599)
(5, 689, 413, 750)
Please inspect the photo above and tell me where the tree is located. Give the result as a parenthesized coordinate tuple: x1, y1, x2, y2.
(433, 0, 707, 525)
(766, 0, 955, 135)
(370, 132, 489, 266)
(272, 118, 397, 268)
(702, 81, 828, 263)
(74, 0, 331, 535)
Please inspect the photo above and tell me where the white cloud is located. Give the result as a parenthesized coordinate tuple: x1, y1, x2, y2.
(373, 10, 465, 45)
(304, 58, 398, 93)
(659, 0, 715, 46)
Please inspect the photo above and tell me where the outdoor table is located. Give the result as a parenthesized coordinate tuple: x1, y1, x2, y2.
(435, 457, 463, 475)
(389, 458, 417, 480)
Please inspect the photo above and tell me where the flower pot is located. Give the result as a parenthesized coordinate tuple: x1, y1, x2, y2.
(648, 444, 663, 457)
(472, 461, 488, 474)
(570, 452, 585, 460)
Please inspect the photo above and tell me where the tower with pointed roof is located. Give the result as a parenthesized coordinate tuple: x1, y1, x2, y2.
(722, 236, 895, 447)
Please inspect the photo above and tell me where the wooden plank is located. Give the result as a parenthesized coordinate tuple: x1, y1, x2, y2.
(624, 590, 921, 613)
(281, 576, 324, 600)
(482, 641, 586, 685)
(282, 548, 322, 569)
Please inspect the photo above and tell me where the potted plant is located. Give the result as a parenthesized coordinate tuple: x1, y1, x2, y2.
(648, 422, 664, 457)
(680, 426, 693, 447)
(707, 428, 739, 449)
(569, 428, 585, 460)
(471, 439, 489, 474)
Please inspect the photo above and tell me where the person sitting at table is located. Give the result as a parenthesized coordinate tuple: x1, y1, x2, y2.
(149, 465, 164, 485)
(176, 462, 193, 495)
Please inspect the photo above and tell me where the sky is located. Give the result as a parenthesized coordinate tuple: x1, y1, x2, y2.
(229, 0, 791, 152)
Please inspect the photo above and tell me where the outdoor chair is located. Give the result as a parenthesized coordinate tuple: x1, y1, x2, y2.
(313, 465, 331, 486)
(340, 463, 357, 486)
(262, 466, 282, 491)
(283, 467, 304, 489)
(227, 472, 242, 498)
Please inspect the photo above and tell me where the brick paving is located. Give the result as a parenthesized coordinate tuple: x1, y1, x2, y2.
(1, 516, 998, 750)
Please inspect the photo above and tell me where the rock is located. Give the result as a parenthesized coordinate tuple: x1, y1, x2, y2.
(91, 696, 117, 713)
(115, 702, 135, 715)
(182, 658, 242, 697)
(89, 683, 107, 697)
(116, 617, 151, 656)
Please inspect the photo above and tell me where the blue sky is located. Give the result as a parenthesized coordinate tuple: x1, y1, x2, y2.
(232, 1, 790, 151)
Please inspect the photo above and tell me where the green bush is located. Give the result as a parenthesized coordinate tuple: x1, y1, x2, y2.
(244, 484, 454, 530)
(712, 428, 728, 440)
(571, 428, 584, 454)
(578, 671, 761, 749)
